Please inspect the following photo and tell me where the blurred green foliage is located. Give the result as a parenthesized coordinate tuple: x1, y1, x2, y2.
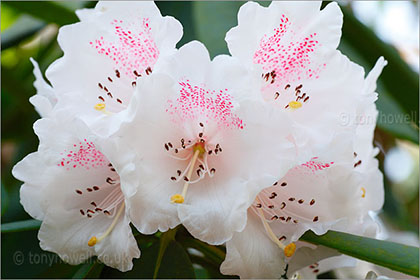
(1, 1, 419, 278)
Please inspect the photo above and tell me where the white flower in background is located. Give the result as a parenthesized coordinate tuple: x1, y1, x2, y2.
(12, 111, 140, 272)
(220, 1, 387, 278)
(34, 1, 182, 135)
(112, 41, 298, 245)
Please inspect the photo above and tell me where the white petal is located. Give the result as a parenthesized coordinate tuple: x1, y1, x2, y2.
(29, 58, 56, 117)
(226, 1, 342, 66)
(220, 210, 287, 279)
(95, 214, 140, 272)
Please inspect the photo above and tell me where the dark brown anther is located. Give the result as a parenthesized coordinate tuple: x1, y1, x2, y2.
(80, 209, 85, 215)
(313, 269, 319, 274)
(274, 92, 280, 100)
(199, 122, 204, 127)
(98, 83, 103, 89)
(285, 104, 289, 109)
(93, 186, 100, 191)
(313, 216, 319, 222)
(171, 176, 176, 181)
(98, 96, 105, 102)
(177, 170, 182, 176)
(110, 168, 116, 172)
(210, 168, 216, 174)
(293, 220, 298, 224)
(108, 77, 113, 82)
(281, 182, 287, 187)
(269, 192, 277, 199)
(87, 214, 92, 218)
(145, 66, 152, 75)
(198, 132, 203, 138)
(298, 199, 304, 204)
(280, 202, 286, 209)
(199, 164, 204, 170)
(174, 149, 178, 153)
(271, 215, 278, 220)
(133, 70, 140, 77)
(107, 92, 113, 98)
(208, 150, 213, 155)
(91, 202, 97, 207)
(268, 205, 274, 209)
(279, 216, 286, 221)
(310, 199, 315, 205)
(168, 142, 173, 148)
(104, 210, 110, 215)
(273, 181, 278, 186)
(288, 197, 295, 201)
(95, 208, 103, 212)
(184, 176, 189, 182)
(115, 69, 121, 78)
(286, 217, 291, 222)
(87, 188, 93, 192)
(256, 203, 262, 208)
(164, 143, 169, 151)
(279, 236, 286, 241)
(354, 160, 362, 167)
(87, 209, 95, 214)
(104, 86, 109, 92)
(196, 169, 201, 177)
(296, 84, 303, 90)
(354, 152, 358, 157)
(76, 189, 83, 195)
(106, 177, 115, 184)
(285, 84, 291, 90)
(117, 98, 122, 104)
(132, 81, 137, 87)
(304, 96, 310, 102)
(301, 93, 306, 98)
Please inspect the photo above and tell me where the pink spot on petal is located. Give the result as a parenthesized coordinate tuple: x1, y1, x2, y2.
(166, 81, 244, 130)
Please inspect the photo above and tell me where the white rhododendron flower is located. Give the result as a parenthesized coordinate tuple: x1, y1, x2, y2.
(38, 1, 182, 135)
(12, 111, 140, 272)
(220, 1, 386, 278)
(111, 41, 298, 245)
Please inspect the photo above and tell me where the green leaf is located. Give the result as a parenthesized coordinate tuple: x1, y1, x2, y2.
(101, 230, 195, 279)
(300, 230, 419, 277)
(153, 227, 178, 279)
(4, 1, 78, 26)
(72, 259, 104, 279)
(1, 219, 41, 233)
(1, 15, 45, 50)
(178, 236, 226, 265)
(340, 6, 419, 127)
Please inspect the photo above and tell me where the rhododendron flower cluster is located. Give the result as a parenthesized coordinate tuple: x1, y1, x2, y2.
(13, 1, 385, 277)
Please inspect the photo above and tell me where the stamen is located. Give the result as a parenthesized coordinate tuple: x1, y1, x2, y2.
(255, 197, 296, 258)
(361, 187, 366, 198)
(88, 202, 125, 247)
(170, 147, 201, 204)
